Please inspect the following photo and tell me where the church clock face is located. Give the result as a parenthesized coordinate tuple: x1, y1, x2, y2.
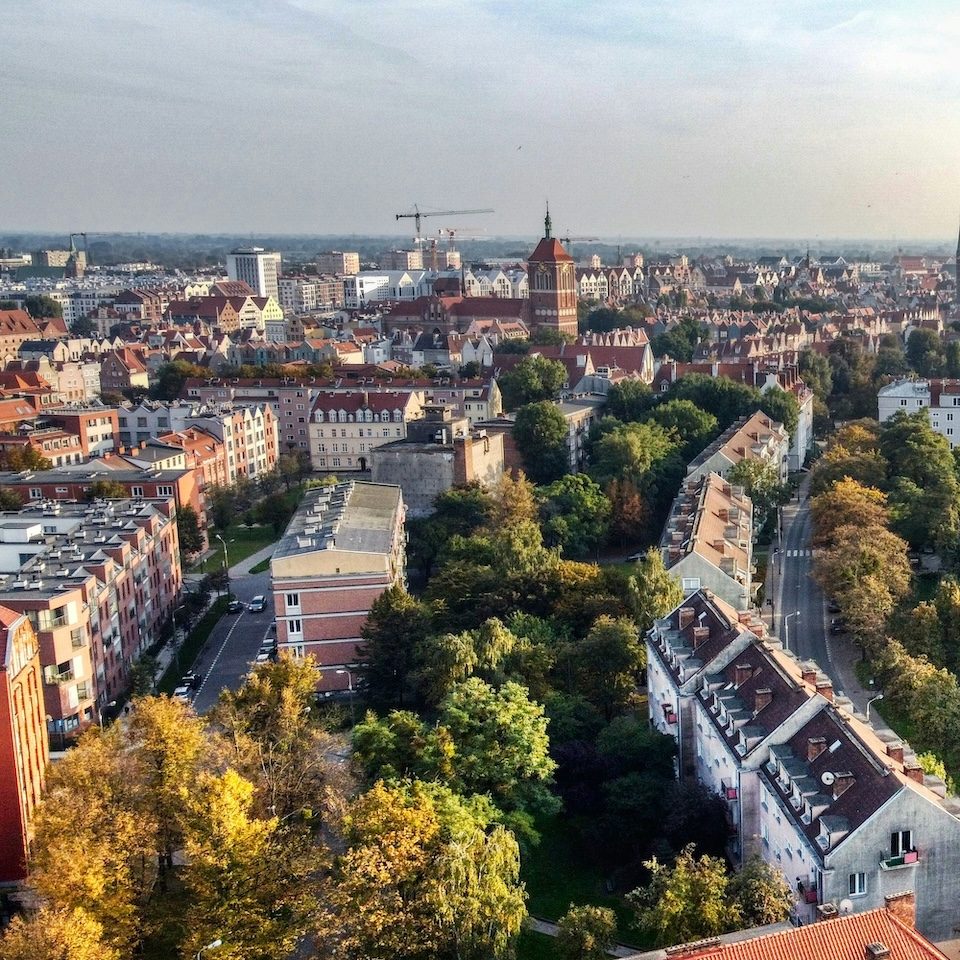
(537, 263, 548, 274)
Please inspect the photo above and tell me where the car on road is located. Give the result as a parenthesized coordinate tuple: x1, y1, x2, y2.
(181, 671, 202, 691)
(173, 684, 192, 703)
(227, 598, 243, 613)
(248, 595, 267, 613)
(829, 617, 845, 635)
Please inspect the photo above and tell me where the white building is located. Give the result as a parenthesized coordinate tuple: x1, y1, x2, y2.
(342, 271, 432, 309)
(878, 379, 960, 448)
(226, 248, 282, 300)
(278, 277, 321, 316)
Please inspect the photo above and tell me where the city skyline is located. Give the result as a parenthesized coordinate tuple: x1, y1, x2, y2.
(3, 0, 960, 239)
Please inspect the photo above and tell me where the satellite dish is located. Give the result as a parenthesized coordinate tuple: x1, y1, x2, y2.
(839, 899, 854, 915)
(821, 772, 836, 786)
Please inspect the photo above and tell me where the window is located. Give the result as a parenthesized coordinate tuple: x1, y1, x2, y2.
(289, 644, 305, 660)
(286, 592, 300, 610)
(157, 485, 173, 497)
(891, 830, 913, 857)
(132, 486, 144, 497)
(288, 619, 302, 636)
(29, 487, 42, 499)
(848, 872, 866, 897)
(681, 577, 701, 591)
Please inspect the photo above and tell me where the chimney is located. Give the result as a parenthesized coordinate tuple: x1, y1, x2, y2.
(800, 664, 818, 685)
(807, 737, 827, 762)
(734, 662, 753, 687)
(692, 625, 710, 648)
(884, 891, 916, 929)
(754, 688, 773, 713)
(865, 945, 891, 960)
(816, 679, 834, 702)
(903, 761, 925, 784)
(678, 607, 695, 629)
(886, 742, 904, 764)
(832, 771, 855, 799)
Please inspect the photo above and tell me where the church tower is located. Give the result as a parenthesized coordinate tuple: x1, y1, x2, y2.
(527, 205, 578, 337)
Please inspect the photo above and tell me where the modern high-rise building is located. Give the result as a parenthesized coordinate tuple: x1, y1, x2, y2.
(226, 247, 282, 299)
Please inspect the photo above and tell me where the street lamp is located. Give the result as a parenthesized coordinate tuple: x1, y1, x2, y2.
(784, 610, 800, 653)
(866, 692, 884, 722)
(215, 534, 230, 598)
(336, 668, 355, 724)
(197, 939, 222, 960)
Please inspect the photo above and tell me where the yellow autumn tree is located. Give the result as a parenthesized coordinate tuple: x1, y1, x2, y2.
(0, 907, 117, 960)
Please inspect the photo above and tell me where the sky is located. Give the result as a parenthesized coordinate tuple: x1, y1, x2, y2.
(3, 0, 960, 241)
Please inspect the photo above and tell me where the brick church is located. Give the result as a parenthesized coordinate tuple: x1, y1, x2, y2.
(383, 208, 578, 337)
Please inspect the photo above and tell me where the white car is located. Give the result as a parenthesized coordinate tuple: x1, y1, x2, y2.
(248, 595, 267, 613)
(172, 685, 192, 703)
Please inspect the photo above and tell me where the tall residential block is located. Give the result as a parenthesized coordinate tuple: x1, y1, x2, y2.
(226, 247, 282, 299)
(317, 251, 360, 275)
(270, 482, 405, 691)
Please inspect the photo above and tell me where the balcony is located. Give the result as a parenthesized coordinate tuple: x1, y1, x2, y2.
(71, 629, 86, 649)
(43, 668, 74, 686)
(880, 850, 919, 870)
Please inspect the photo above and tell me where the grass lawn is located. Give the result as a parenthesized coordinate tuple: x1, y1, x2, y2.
(914, 571, 940, 603)
(156, 597, 229, 694)
(192, 525, 276, 574)
(249, 555, 272, 574)
(521, 814, 635, 941)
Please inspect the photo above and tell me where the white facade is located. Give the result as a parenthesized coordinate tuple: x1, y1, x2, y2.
(226, 248, 282, 300)
(342, 271, 432, 309)
(878, 379, 960, 448)
(278, 277, 320, 315)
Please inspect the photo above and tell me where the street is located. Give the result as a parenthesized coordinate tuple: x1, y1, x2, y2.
(771, 481, 869, 713)
(189, 562, 275, 714)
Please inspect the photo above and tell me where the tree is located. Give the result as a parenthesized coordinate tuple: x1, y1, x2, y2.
(70, 314, 98, 338)
(498, 355, 567, 411)
(513, 401, 570, 484)
(489, 470, 539, 528)
(23, 294, 62, 318)
(84, 479, 127, 501)
(589, 421, 677, 489)
(906, 328, 944, 376)
(0, 489, 21, 510)
(665, 375, 760, 430)
(277, 451, 309, 490)
(728, 457, 786, 530)
(0, 907, 117, 960)
(129, 655, 159, 696)
(626, 547, 684, 634)
(537, 474, 611, 559)
(358, 585, 434, 707)
(257, 491, 295, 534)
(564, 616, 644, 719)
(317, 780, 526, 960)
(727, 856, 792, 927)
(181, 769, 313, 960)
(630, 845, 735, 946)
(799, 348, 832, 400)
(643, 399, 718, 458)
(759, 387, 800, 438)
(606, 478, 650, 547)
(149, 359, 208, 401)
(0, 446, 52, 472)
(605, 379, 652, 422)
(811, 478, 889, 548)
(176, 504, 204, 557)
(556, 905, 617, 960)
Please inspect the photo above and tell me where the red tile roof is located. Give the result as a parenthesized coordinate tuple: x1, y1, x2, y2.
(667, 908, 945, 959)
(527, 237, 574, 263)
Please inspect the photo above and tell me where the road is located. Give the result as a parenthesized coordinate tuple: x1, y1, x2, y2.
(771, 480, 869, 713)
(189, 566, 275, 713)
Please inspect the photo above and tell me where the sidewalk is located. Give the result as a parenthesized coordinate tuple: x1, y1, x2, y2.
(527, 917, 639, 958)
(230, 544, 274, 577)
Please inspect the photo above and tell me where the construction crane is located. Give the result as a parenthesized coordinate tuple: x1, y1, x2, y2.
(69, 232, 91, 266)
(559, 235, 600, 246)
(395, 205, 494, 245)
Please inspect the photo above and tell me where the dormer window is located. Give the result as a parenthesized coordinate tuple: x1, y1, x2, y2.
(817, 824, 830, 851)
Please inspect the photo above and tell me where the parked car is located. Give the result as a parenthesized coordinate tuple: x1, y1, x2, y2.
(827, 599, 841, 613)
(181, 671, 202, 691)
(227, 598, 243, 613)
(173, 684, 192, 703)
(248, 595, 267, 613)
(829, 617, 845, 635)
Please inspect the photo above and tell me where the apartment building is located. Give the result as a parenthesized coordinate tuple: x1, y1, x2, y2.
(43, 408, 120, 458)
(271, 482, 405, 691)
(226, 248, 281, 299)
(317, 251, 360, 276)
(686, 410, 790, 484)
(660, 472, 754, 609)
(878, 379, 960, 448)
(308, 390, 425, 472)
(0, 499, 182, 743)
(99, 348, 149, 394)
(0, 606, 47, 882)
(382, 249, 424, 271)
(0, 310, 41, 358)
(647, 590, 960, 942)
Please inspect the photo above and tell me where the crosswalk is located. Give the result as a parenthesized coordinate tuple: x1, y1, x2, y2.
(783, 549, 812, 558)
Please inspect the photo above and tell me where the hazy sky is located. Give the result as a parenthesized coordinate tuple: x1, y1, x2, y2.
(3, 0, 960, 240)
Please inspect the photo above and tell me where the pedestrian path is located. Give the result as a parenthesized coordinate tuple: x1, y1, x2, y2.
(527, 917, 639, 957)
(229, 544, 274, 577)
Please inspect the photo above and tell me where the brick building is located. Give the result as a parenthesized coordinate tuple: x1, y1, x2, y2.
(271, 482, 405, 691)
(0, 606, 47, 882)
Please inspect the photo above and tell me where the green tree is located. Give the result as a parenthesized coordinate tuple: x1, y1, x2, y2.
(643, 399, 718, 458)
(149, 359, 208, 401)
(129, 655, 159, 696)
(799, 348, 832, 400)
(513, 401, 570, 484)
(665, 374, 760, 429)
(589, 421, 677, 488)
(537, 474, 611, 559)
(564, 616, 644, 719)
(728, 457, 786, 530)
(727, 856, 792, 927)
(0, 446, 52, 472)
(605, 379, 652, 422)
(498, 355, 567, 411)
(906, 328, 945, 376)
(84, 479, 128, 500)
(630, 844, 735, 946)
(626, 547, 684, 634)
(358, 585, 435, 707)
(0, 489, 22, 510)
(257, 491, 295, 534)
(70, 314, 97, 338)
(556, 905, 617, 960)
(759, 387, 800, 438)
(23, 294, 62, 318)
(176, 504, 204, 557)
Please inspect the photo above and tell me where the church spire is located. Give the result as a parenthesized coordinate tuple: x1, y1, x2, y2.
(544, 202, 552, 240)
